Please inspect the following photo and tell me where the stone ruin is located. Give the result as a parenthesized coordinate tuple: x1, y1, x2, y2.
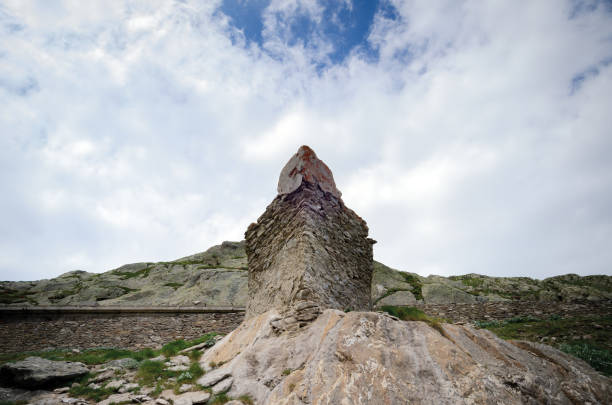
(245, 145, 375, 318)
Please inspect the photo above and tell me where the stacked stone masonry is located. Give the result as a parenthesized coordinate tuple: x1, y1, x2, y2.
(0, 312, 243, 354)
(2, 301, 608, 354)
(245, 181, 374, 318)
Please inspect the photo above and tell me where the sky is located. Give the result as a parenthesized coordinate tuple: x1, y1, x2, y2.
(1, 0, 611, 282)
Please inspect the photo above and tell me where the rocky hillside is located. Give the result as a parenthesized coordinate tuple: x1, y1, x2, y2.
(1, 241, 611, 307)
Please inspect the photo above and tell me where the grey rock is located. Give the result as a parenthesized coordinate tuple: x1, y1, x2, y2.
(0, 357, 88, 389)
(173, 391, 211, 405)
(212, 376, 233, 394)
(118, 382, 139, 393)
(376, 290, 417, 306)
(105, 357, 139, 369)
(97, 392, 132, 405)
(178, 383, 193, 393)
(104, 379, 125, 390)
(196, 368, 231, 387)
(199, 309, 612, 404)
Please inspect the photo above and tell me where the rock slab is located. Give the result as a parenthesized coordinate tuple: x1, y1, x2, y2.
(0, 357, 88, 389)
(200, 309, 611, 404)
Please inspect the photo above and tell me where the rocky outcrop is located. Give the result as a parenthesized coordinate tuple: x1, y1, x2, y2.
(199, 308, 611, 404)
(0, 357, 88, 389)
(245, 146, 375, 318)
(2, 241, 611, 308)
(194, 146, 611, 404)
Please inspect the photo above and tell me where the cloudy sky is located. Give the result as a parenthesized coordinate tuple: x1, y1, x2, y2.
(1, 0, 611, 282)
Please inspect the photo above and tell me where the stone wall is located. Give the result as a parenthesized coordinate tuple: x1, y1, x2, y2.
(245, 182, 374, 318)
(415, 299, 612, 322)
(0, 312, 244, 354)
(1, 301, 608, 354)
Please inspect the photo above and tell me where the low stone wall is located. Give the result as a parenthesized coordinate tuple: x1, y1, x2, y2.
(415, 299, 612, 323)
(0, 309, 244, 354)
(1, 301, 610, 354)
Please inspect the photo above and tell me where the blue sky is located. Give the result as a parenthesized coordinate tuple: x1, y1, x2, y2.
(1, 0, 611, 281)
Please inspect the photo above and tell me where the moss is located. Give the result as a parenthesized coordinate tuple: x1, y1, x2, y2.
(0, 287, 38, 305)
(400, 274, 423, 300)
(112, 267, 151, 280)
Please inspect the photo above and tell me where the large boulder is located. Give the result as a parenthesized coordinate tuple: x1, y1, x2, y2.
(0, 357, 88, 389)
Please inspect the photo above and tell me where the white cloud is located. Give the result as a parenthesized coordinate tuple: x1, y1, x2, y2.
(0, 0, 611, 281)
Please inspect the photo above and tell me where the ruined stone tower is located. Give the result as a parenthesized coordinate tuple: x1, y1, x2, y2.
(245, 145, 375, 318)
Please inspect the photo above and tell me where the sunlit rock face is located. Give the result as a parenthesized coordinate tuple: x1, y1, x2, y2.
(245, 146, 375, 319)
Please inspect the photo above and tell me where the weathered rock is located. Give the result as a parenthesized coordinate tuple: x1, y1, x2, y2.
(0, 357, 88, 389)
(245, 146, 375, 318)
(166, 390, 211, 405)
(97, 392, 132, 405)
(199, 309, 611, 404)
(277, 145, 342, 199)
(105, 357, 139, 369)
(376, 290, 417, 306)
(421, 283, 477, 304)
(169, 355, 190, 365)
(118, 382, 139, 393)
(104, 379, 125, 390)
(196, 368, 231, 387)
(212, 376, 233, 394)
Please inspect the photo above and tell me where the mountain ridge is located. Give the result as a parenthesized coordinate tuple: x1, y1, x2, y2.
(1, 241, 610, 307)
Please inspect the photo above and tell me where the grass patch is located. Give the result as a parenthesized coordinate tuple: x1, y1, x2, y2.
(137, 360, 167, 385)
(69, 380, 115, 402)
(0, 287, 38, 305)
(400, 274, 423, 300)
(210, 393, 230, 404)
(559, 343, 612, 376)
(380, 306, 449, 339)
(112, 267, 151, 279)
(160, 333, 218, 357)
(237, 394, 255, 404)
(164, 282, 184, 289)
(0, 347, 156, 366)
(475, 315, 612, 376)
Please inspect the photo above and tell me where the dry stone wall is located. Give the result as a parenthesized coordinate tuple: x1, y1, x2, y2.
(0, 312, 243, 354)
(245, 146, 374, 318)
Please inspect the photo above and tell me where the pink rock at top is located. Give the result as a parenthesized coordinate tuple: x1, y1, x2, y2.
(277, 145, 342, 199)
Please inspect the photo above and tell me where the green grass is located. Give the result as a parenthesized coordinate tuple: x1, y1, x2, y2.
(210, 394, 231, 404)
(137, 360, 168, 385)
(559, 343, 612, 376)
(0, 347, 156, 366)
(164, 282, 184, 289)
(112, 267, 152, 279)
(474, 315, 612, 376)
(237, 394, 255, 404)
(0, 287, 38, 305)
(160, 332, 218, 357)
(380, 306, 449, 338)
(400, 274, 423, 300)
